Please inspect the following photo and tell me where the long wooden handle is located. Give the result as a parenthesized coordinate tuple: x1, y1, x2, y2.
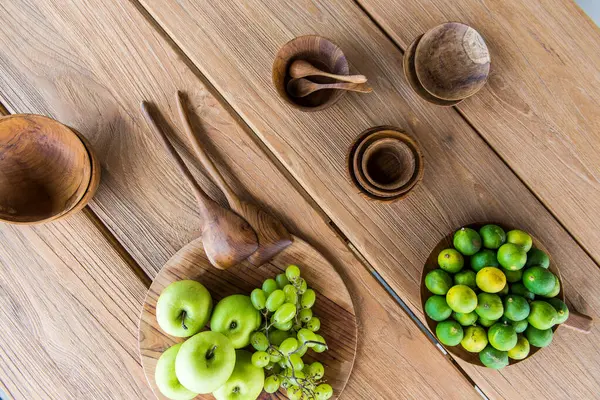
(562, 309, 593, 334)
(140, 101, 213, 217)
(313, 71, 368, 84)
(320, 82, 373, 93)
(175, 92, 243, 211)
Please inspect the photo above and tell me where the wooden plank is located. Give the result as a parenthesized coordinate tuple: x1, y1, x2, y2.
(131, 0, 600, 398)
(0, 211, 153, 399)
(355, 0, 600, 265)
(0, 0, 479, 398)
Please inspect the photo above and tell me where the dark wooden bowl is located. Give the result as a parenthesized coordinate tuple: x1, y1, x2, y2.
(272, 35, 349, 111)
(414, 22, 490, 101)
(403, 35, 462, 107)
(420, 223, 564, 367)
(0, 115, 99, 224)
(347, 126, 423, 202)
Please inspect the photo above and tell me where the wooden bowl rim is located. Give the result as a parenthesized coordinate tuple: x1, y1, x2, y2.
(361, 137, 416, 190)
(272, 35, 349, 112)
(414, 22, 490, 101)
(420, 222, 565, 368)
(347, 126, 424, 201)
(0, 114, 93, 224)
(403, 35, 462, 107)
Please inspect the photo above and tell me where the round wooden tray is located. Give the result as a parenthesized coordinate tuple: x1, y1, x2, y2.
(420, 223, 564, 367)
(139, 235, 357, 399)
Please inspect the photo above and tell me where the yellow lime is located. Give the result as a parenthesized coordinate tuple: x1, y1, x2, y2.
(461, 326, 488, 353)
(507, 230, 533, 252)
(446, 285, 477, 313)
(476, 267, 506, 293)
(508, 335, 530, 360)
(437, 249, 464, 273)
(527, 300, 557, 330)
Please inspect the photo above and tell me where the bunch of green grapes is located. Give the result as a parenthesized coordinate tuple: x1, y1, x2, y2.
(249, 264, 332, 400)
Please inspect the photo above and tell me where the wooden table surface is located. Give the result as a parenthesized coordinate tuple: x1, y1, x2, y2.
(0, 0, 598, 399)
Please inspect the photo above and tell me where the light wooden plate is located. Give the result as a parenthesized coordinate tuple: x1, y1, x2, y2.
(139, 235, 357, 399)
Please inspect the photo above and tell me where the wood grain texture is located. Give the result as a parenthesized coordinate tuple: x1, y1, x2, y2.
(139, 236, 357, 399)
(0, 212, 153, 399)
(133, 0, 600, 397)
(0, 0, 479, 398)
(356, 0, 600, 267)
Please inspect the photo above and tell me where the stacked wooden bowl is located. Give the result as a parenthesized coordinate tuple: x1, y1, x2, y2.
(403, 22, 490, 106)
(0, 114, 100, 224)
(347, 126, 423, 202)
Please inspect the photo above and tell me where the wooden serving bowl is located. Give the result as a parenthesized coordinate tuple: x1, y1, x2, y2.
(0, 114, 97, 224)
(347, 126, 423, 202)
(421, 223, 567, 367)
(403, 35, 462, 107)
(273, 35, 350, 111)
(414, 22, 490, 101)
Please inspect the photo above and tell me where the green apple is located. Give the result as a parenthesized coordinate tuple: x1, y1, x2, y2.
(213, 350, 264, 400)
(155, 343, 198, 400)
(210, 295, 261, 349)
(175, 331, 236, 394)
(156, 280, 212, 337)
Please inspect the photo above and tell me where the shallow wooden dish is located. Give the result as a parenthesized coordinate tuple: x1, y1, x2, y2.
(403, 35, 461, 107)
(272, 35, 350, 111)
(420, 223, 565, 367)
(139, 235, 357, 399)
(0, 114, 94, 224)
(415, 22, 490, 101)
(347, 126, 423, 201)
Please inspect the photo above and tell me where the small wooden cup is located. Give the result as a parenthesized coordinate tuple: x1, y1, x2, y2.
(415, 22, 490, 101)
(273, 35, 350, 111)
(0, 114, 100, 224)
(420, 223, 593, 368)
(347, 126, 423, 202)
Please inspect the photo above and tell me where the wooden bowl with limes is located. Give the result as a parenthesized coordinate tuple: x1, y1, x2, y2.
(420, 223, 591, 368)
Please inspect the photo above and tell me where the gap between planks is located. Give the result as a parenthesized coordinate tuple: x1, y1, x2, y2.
(129, 0, 490, 395)
(351, 0, 600, 271)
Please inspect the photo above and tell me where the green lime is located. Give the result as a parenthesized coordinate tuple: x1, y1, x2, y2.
(478, 316, 498, 327)
(525, 325, 553, 347)
(510, 283, 535, 301)
(503, 268, 522, 283)
(470, 249, 500, 272)
(527, 300, 558, 330)
(507, 230, 533, 252)
(453, 228, 482, 256)
(476, 267, 507, 293)
(488, 322, 518, 351)
(542, 275, 560, 298)
(479, 345, 509, 369)
(503, 295, 530, 321)
(437, 249, 465, 273)
(501, 316, 528, 333)
(425, 269, 453, 295)
(436, 320, 464, 346)
(479, 224, 506, 249)
(545, 298, 569, 324)
(525, 248, 550, 269)
(523, 266, 556, 296)
(497, 243, 527, 271)
(446, 285, 478, 313)
(425, 295, 452, 321)
(498, 283, 509, 296)
(475, 293, 503, 320)
(461, 326, 488, 353)
(508, 336, 530, 360)
(453, 311, 478, 326)
(454, 270, 477, 290)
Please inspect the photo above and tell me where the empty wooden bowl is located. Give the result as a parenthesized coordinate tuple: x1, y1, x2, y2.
(403, 35, 462, 107)
(0, 114, 99, 224)
(414, 22, 490, 101)
(273, 35, 350, 111)
(347, 126, 423, 202)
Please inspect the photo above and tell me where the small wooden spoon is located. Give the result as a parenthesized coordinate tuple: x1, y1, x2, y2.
(176, 91, 292, 266)
(141, 101, 258, 270)
(289, 60, 367, 84)
(287, 78, 372, 98)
